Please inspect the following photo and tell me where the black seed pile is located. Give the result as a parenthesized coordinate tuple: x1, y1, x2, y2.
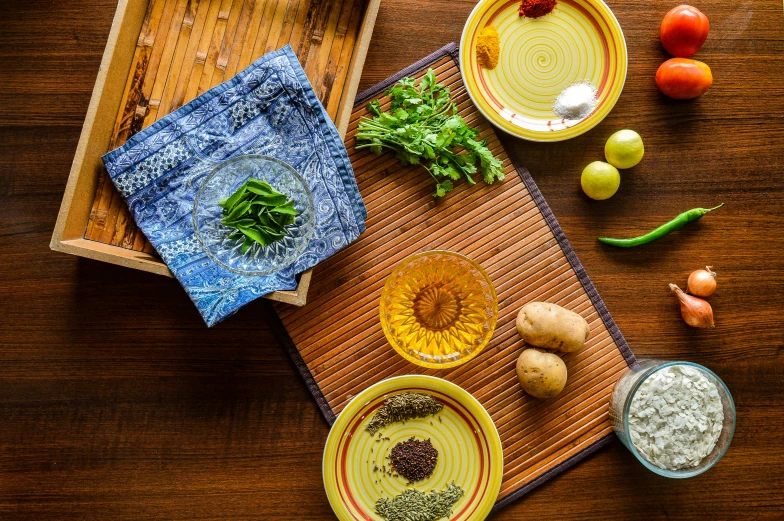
(389, 437, 438, 482)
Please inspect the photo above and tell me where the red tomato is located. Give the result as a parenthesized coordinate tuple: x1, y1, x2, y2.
(660, 5, 710, 57)
(656, 58, 713, 99)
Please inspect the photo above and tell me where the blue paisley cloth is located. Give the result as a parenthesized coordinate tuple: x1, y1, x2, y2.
(103, 46, 366, 326)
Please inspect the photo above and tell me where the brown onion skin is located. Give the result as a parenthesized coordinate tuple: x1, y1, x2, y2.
(670, 284, 715, 328)
(687, 266, 717, 297)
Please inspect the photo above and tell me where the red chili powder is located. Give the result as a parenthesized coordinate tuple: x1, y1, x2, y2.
(519, 0, 557, 18)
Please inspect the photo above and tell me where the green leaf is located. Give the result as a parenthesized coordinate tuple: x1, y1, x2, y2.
(255, 194, 288, 206)
(273, 204, 298, 216)
(241, 236, 253, 254)
(257, 211, 274, 228)
(392, 108, 409, 122)
(420, 69, 436, 92)
(367, 100, 381, 116)
(246, 184, 275, 197)
(223, 218, 258, 229)
(353, 69, 503, 198)
(222, 200, 252, 222)
(219, 177, 300, 254)
(378, 112, 399, 127)
(247, 178, 273, 190)
(219, 186, 247, 210)
(259, 225, 285, 238)
(435, 180, 453, 198)
(239, 226, 269, 246)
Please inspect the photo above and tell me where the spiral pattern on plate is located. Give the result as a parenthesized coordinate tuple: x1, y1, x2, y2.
(460, 0, 627, 141)
(322, 376, 503, 521)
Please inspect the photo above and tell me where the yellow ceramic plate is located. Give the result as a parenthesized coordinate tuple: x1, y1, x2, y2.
(460, 0, 627, 141)
(323, 375, 503, 521)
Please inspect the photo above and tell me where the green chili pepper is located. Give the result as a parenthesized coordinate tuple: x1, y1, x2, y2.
(598, 203, 724, 248)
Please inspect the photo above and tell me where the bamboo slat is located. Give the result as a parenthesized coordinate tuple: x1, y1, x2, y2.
(85, 0, 371, 252)
(211, 0, 251, 87)
(274, 58, 634, 502)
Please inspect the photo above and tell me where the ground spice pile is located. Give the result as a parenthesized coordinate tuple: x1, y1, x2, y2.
(519, 0, 557, 18)
(366, 393, 443, 435)
(475, 26, 500, 69)
(389, 437, 438, 482)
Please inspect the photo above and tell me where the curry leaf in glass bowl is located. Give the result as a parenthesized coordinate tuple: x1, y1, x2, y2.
(193, 155, 315, 276)
(219, 178, 299, 254)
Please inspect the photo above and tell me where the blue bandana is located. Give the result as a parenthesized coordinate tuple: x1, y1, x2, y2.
(103, 46, 366, 326)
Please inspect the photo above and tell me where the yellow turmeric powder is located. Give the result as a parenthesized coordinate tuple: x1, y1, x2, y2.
(476, 26, 500, 70)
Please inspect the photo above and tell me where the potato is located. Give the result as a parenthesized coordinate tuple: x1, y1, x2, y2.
(516, 302, 590, 353)
(516, 348, 567, 399)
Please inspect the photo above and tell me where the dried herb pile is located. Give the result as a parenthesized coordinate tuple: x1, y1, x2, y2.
(219, 178, 298, 254)
(375, 483, 464, 521)
(355, 69, 504, 198)
(366, 393, 443, 435)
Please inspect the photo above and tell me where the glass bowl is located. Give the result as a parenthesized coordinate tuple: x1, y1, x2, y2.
(192, 155, 315, 276)
(609, 360, 736, 478)
(379, 250, 498, 369)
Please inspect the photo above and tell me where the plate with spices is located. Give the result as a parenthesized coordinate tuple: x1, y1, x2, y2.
(322, 375, 503, 521)
(460, 0, 627, 141)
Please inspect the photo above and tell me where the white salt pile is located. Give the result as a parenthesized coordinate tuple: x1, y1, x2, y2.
(553, 81, 598, 120)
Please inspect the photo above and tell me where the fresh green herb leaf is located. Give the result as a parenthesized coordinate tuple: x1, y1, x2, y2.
(223, 200, 252, 223)
(246, 184, 275, 197)
(220, 177, 300, 254)
(241, 237, 253, 255)
(219, 186, 247, 210)
(246, 179, 274, 192)
(367, 100, 381, 117)
(435, 180, 453, 198)
(273, 204, 298, 216)
(354, 69, 505, 198)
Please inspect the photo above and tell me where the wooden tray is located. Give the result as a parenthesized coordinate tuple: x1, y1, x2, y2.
(51, 0, 381, 305)
(266, 44, 637, 510)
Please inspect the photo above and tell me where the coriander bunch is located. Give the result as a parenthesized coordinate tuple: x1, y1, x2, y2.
(355, 69, 504, 198)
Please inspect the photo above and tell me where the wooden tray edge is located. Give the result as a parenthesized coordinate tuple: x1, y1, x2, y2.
(335, 0, 381, 136)
(51, 0, 382, 306)
(51, 0, 143, 251)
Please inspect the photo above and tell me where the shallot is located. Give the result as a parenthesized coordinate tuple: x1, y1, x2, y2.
(670, 284, 714, 328)
(688, 266, 717, 297)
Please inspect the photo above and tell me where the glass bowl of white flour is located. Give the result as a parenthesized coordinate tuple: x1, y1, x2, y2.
(609, 361, 735, 478)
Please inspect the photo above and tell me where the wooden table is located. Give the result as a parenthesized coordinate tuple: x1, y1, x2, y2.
(1, 0, 783, 519)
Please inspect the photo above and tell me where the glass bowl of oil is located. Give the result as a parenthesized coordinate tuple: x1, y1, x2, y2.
(379, 250, 498, 369)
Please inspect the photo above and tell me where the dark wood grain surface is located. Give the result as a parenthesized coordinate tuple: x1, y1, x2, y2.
(1, 0, 783, 519)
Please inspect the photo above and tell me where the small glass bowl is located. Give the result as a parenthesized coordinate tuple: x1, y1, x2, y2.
(379, 250, 498, 369)
(192, 155, 315, 276)
(609, 360, 736, 478)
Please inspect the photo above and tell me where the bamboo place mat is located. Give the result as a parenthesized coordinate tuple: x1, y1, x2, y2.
(86, 0, 369, 253)
(267, 43, 636, 510)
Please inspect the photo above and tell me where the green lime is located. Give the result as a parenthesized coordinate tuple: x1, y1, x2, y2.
(581, 161, 621, 200)
(605, 129, 644, 169)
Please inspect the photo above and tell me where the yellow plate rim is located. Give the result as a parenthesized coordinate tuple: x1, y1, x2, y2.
(322, 375, 504, 521)
(459, 0, 628, 142)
